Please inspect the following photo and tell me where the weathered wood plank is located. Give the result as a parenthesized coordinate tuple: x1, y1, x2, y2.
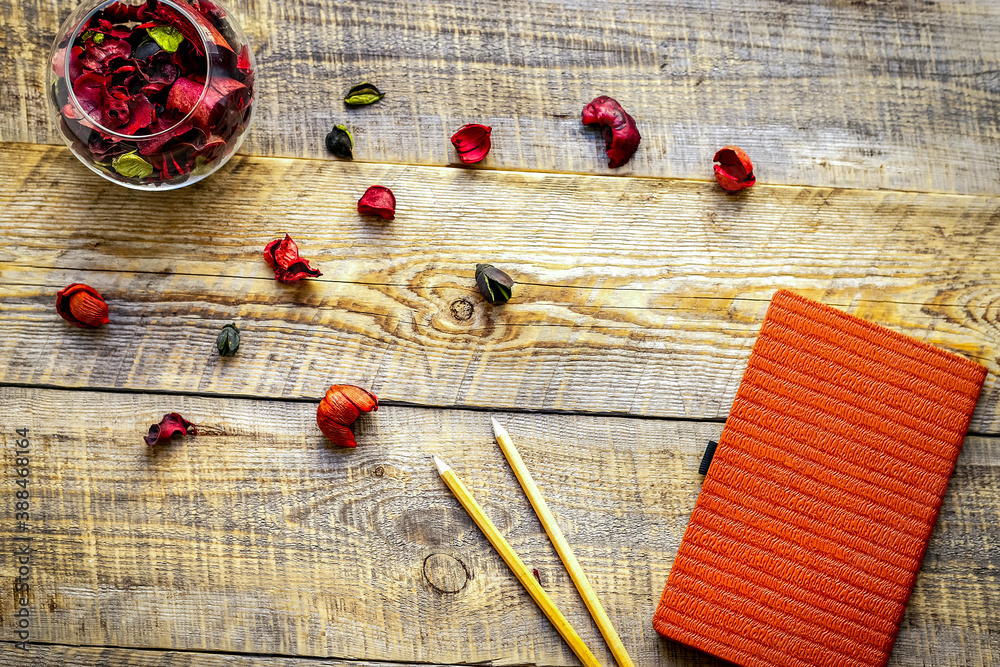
(0, 388, 997, 664)
(2, 0, 999, 192)
(2, 143, 998, 430)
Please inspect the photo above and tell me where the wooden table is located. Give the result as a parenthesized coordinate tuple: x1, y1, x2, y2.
(2, 1, 998, 665)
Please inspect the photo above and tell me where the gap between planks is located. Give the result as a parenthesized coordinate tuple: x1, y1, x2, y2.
(0, 640, 503, 667)
(5, 379, 997, 439)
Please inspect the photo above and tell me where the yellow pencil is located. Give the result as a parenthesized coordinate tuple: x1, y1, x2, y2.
(491, 418, 635, 667)
(433, 455, 602, 667)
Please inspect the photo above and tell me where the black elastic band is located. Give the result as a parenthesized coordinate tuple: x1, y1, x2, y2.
(698, 440, 719, 476)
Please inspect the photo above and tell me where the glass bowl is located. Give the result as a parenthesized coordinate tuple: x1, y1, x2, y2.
(47, 0, 256, 190)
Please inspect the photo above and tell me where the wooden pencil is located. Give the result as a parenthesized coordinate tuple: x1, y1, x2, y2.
(491, 418, 635, 667)
(433, 455, 602, 667)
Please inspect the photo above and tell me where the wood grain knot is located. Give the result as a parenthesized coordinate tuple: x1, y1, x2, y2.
(422, 553, 470, 594)
(450, 298, 474, 322)
(374, 465, 385, 477)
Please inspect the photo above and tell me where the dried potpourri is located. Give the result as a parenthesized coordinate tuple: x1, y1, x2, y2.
(325, 124, 353, 159)
(450, 123, 492, 163)
(56, 283, 110, 328)
(713, 146, 756, 191)
(50, 0, 255, 188)
(263, 234, 323, 283)
(581, 96, 641, 168)
(475, 264, 513, 304)
(317, 385, 379, 448)
(216, 322, 240, 356)
(344, 82, 384, 107)
(357, 185, 396, 220)
(144, 412, 197, 446)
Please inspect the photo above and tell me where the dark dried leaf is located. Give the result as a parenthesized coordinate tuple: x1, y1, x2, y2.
(325, 124, 353, 159)
(475, 264, 514, 304)
(216, 322, 240, 356)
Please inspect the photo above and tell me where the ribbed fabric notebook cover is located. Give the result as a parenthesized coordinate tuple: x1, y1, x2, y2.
(653, 290, 987, 667)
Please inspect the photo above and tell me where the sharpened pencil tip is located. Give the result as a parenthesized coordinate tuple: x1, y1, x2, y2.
(432, 455, 450, 475)
(491, 416, 508, 441)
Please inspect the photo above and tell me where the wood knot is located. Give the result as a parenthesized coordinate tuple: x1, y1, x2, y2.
(374, 465, 385, 477)
(422, 553, 470, 594)
(450, 298, 474, 322)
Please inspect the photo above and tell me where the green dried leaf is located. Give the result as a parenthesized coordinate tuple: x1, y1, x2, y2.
(80, 30, 105, 44)
(216, 323, 241, 357)
(325, 124, 354, 159)
(190, 155, 214, 176)
(344, 82, 384, 107)
(475, 264, 514, 304)
(147, 26, 185, 53)
(111, 152, 154, 179)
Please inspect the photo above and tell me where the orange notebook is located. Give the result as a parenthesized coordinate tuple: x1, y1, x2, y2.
(653, 290, 987, 667)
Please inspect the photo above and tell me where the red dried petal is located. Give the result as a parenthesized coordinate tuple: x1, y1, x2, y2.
(55, 283, 109, 328)
(338, 385, 379, 413)
(317, 385, 379, 447)
(167, 75, 249, 131)
(165, 76, 206, 122)
(264, 233, 300, 270)
(237, 45, 252, 72)
(135, 117, 190, 155)
(73, 72, 110, 126)
(118, 94, 155, 135)
(79, 38, 132, 73)
(273, 263, 323, 283)
(144, 412, 197, 446)
(93, 18, 133, 39)
(263, 234, 322, 282)
(140, 51, 179, 88)
(357, 186, 396, 220)
(450, 124, 492, 163)
(581, 96, 641, 168)
(101, 3, 142, 23)
(713, 146, 756, 191)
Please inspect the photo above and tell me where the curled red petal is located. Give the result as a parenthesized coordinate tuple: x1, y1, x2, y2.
(450, 124, 492, 163)
(73, 72, 110, 126)
(167, 75, 249, 131)
(140, 51, 179, 88)
(101, 3, 142, 23)
(79, 38, 132, 73)
(317, 421, 358, 448)
(165, 76, 206, 124)
(713, 146, 756, 191)
(338, 385, 379, 413)
(144, 412, 197, 446)
(264, 233, 300, 270)
(237, 45, 252, 72)
(117, 94, 155, 135)
(317, 385, 379, 447)
(136, 117, 194, 156)
(274, 261, 323, 283)
(93, 19, 133, 39)
(55, 283, 109, 328)
(263, 234, 322, 282)
(581, 96, 641, 168)
(357, 186, 396, 220)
